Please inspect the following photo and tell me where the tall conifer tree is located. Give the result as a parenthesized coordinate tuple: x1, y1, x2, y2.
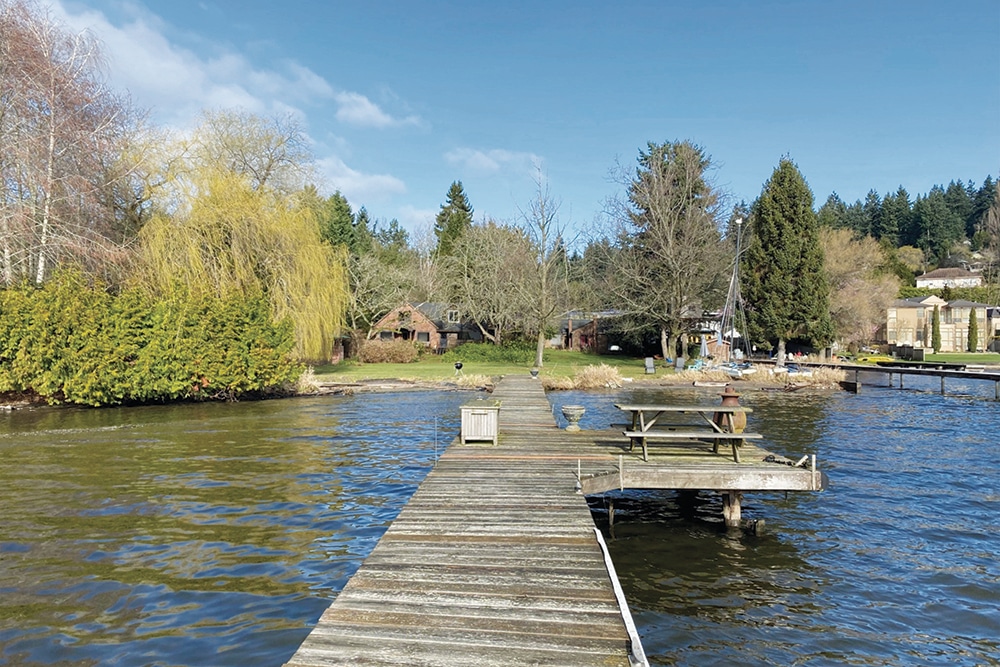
(742, 158, 833, 361)
(434, 181, 474, 257)
(968, 308, 979, 352)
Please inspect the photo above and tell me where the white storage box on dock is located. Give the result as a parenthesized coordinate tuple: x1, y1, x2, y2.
(460, 400, 500, 445)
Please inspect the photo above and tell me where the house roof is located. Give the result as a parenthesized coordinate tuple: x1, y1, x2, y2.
(946, 299, 992, 308)
(891, 296, 946, 307)
(408, 302, 480, 334)
(916, 267, 981, 280)
(891, 297, 993, 309)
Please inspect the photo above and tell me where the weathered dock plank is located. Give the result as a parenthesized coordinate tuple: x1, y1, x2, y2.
(284, 374, 826, 666)
(284, 375, 640, 667)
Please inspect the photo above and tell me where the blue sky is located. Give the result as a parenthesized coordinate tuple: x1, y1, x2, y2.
(57, 0, 999, 238)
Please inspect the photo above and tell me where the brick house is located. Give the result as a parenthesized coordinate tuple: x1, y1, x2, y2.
(369, 302, 486, 353)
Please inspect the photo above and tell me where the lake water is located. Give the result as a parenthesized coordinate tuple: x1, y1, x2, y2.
(1, 376, 998, 666)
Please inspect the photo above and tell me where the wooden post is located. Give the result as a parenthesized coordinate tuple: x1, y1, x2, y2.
(899, 373, 904, 389)
(995, 381, 999, 401)
(608, 498, 615, 527)
(722, 491, 742, 529)
(941, 376, 946, 395)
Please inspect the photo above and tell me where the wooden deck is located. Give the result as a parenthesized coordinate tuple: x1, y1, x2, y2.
(284, 375, 644, 667)
(283, 375, 826, 666)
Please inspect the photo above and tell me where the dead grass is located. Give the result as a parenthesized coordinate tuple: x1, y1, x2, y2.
(294, 366, 320, 394)
(454, 373, 493, 389)
(662, 364, 846, 388)
(575, 363, 624, 389)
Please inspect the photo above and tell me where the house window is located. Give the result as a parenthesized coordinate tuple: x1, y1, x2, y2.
(379, 331, 394, 341)
(417, 331, 430, 343)
(446, 309, 460, 324)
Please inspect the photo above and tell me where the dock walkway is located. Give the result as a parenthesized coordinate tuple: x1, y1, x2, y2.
(284, 375, 826, 666)
(284, 375, 643, 667)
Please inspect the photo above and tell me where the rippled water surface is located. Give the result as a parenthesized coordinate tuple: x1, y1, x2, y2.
(2, 382, 998, 666)
(0, 393, 466, 666)
(551, 383, 1000, 666)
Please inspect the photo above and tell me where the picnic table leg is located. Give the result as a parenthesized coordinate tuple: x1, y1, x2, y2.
(642, 437, 648, 462)
(712, 413, 734, 455)
(731, 437, 741, 463)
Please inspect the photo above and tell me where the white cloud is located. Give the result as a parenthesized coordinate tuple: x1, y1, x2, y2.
(397, 204, 436, 229)
(316, 156, 406, 206)
(334, 91, 420, 128)
(53, 1, 336, 127)
(445, 147, 543, 175)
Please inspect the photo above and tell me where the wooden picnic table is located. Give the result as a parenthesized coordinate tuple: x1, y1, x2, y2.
(614, 403, 761, 462)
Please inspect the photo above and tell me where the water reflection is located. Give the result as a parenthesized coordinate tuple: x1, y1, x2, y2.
(2, 385, 998, 666)
(558, 384, 1000, 667)
(0, 392, 467, 666)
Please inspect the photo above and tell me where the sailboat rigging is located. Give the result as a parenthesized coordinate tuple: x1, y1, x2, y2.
(716, 217, 756, 377)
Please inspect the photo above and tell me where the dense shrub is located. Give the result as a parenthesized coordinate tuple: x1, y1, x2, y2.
(440, 341, 539, 365)
(358, 339, 420, 363)
(0, 270, 302, 406)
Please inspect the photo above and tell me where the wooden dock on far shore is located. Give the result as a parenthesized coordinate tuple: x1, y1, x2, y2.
(283, 375, 826, 666)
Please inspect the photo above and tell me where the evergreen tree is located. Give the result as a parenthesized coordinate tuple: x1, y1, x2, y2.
(843, 201, 867, 237)
(742, 158, 833, 361)
(944, 180, 973, 235)
(969, 176, 996, 240)
(817, 193, 848, 229)
(352, 206, 374, 255)
(877, 186, 910, 247)
(913, 187, 964, 263)
(321, 192, 355, 250)
(968, 308, 979, 352)
(434, 181, 474, 257)
(863, 189, 882, 240)
(931, 305, 941, 353)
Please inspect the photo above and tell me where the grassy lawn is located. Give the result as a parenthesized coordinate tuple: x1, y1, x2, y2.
(313, 350, 661, 382)
(924, 352, 1000, 364)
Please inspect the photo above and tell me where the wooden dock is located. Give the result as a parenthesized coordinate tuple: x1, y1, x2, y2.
(284, 375, 826, 666)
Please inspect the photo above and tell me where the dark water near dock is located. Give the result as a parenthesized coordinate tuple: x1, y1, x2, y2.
(551, 383, 1000, 666)
(1, 383, 998, 666)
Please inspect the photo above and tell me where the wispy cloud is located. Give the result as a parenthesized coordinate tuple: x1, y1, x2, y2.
(334, 92, 419, 128)
(316, 156, 407, 206)
(445, 148, 543, 175)
(52, 1, 414, 204)
(53, 3, 337, 126)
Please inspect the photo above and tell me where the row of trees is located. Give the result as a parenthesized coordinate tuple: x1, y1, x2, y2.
(818, 178, 997, 269)
(3, 0, 997, 406)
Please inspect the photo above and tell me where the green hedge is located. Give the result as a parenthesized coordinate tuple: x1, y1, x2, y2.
(440, 340, 542, 365)
(0, 271, 302, 406)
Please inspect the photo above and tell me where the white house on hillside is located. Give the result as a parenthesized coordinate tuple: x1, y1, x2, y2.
(915, 268, 983, 289)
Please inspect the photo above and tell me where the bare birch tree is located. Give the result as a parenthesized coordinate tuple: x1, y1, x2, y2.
(0, 0, 144, 286)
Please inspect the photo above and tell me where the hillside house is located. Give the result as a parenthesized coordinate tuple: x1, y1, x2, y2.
(914, 268, 983, 289)
(886, 296, 992, 352)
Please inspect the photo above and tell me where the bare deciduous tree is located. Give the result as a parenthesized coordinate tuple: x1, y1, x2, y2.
(517, 174, 571, 368)
(601, 141, 728, 360)
(820, 227, 900, 347)
(0, 0, 144, 286)
(445, 220, 534, 346)
(190, 108, 312, 195)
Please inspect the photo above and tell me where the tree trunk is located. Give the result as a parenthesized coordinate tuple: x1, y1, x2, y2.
(535, 330, 545, 368)
(660, 327, 670, 362)
(776, 338, 786, 366)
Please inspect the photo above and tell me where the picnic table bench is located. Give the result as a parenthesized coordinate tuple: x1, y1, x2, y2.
(615, 403, 761, 462)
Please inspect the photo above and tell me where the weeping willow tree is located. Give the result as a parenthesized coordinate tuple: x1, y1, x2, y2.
(134, 169, 348, 361)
